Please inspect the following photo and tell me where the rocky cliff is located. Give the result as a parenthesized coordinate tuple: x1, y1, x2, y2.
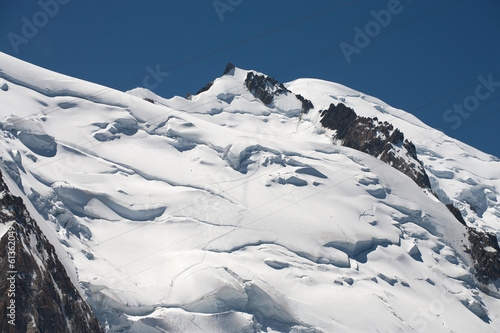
(319, 102, 431, 189)
(244, 70, 313, 113)
(0, 170, 103, 333)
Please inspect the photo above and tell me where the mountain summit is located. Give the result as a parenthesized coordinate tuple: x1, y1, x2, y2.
(0, 53, 499, 332)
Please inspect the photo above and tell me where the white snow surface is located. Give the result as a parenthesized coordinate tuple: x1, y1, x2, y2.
(0, 52, 499, 332)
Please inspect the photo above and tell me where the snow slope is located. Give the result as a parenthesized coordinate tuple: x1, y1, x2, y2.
(0, 52, 499, 332)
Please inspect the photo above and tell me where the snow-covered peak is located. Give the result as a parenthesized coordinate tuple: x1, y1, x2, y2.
(127, 62, 310, 118)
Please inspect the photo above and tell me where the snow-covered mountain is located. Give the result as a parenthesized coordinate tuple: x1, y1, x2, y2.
(0, 52, 499, 332)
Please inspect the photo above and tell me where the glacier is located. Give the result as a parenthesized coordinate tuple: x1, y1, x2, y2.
(0, 52, 499, 332)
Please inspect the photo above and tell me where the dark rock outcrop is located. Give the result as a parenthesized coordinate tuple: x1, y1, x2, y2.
(223, 62, 236, 75)
(244, 72, 313, 112)
(319, 103, 431, 189)
(245, 72, 288, 105)
(466, 227, 500, 283)
(0, 170, 103, 333)
(296, 94, 314, 113)
(446, 204, 467, 226)
(196, 81, 214, 95)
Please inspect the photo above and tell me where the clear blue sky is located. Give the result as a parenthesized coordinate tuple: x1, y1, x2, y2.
(1, 0, 499, 157)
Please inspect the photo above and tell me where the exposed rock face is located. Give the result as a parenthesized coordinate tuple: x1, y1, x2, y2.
(0, 170, 103, 333)
(466, 227, 500, 283)
(245, 72, 288, 105)
(196, 81, 214, 95)
(319, 103, 431, 189)
(446, 203, 467, 226)
(223, 62, 236, 75)
(296, 94, 314, 113)
(244, 72, 314, 112)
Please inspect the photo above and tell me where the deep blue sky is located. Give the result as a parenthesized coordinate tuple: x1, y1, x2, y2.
(1, 0, 499, 157)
